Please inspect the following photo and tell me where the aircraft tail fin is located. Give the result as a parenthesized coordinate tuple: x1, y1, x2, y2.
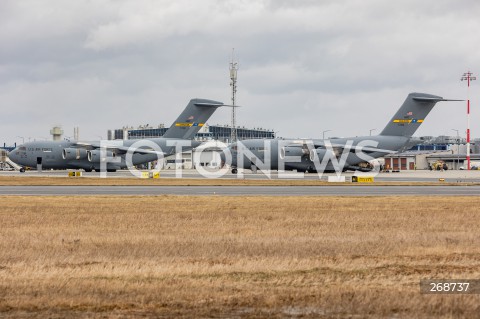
(162, 98, 223, 139)
(379, 93, 460, 137)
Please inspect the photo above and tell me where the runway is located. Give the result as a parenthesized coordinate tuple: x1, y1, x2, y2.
(1, 185, 479, 196)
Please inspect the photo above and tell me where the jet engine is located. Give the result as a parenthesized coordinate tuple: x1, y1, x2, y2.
(279, 146, 309, 159)
(87, 150, 116, 162)
(62, 148, 87, 160)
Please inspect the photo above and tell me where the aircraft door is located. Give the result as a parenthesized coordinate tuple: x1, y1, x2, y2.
(37, 157, 42, 172)
(251, 157, 257, 174)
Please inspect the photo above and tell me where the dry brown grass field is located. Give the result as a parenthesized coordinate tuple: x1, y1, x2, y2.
(1, 195, 479, 318)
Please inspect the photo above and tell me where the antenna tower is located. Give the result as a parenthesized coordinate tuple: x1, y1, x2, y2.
(461, 71, 476, 170)
(229, 49, 239, 143)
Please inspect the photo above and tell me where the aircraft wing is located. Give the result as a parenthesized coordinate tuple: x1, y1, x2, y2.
(318, 143, 397, 155)
(285, 140, 397, 155)
(72, 142, 166, 156)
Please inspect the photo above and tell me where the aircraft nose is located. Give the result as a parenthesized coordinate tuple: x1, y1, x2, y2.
(7, 149, 15, 160)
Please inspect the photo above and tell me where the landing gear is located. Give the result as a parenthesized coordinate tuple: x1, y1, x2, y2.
(231, 168, 238, 174)
(84, 168, 92, 172)
(19, 167, 26, 173)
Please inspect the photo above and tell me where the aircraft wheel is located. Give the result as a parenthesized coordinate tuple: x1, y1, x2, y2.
(19, 167, 26, 173)
(84, 168, 92, 172)
(94, 169, 101, 173)
(107, 169, 117, 173)
(231, 168, 238, 174)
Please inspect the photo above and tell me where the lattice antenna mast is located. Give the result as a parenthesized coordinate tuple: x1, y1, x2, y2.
(229, 49, 239, 143)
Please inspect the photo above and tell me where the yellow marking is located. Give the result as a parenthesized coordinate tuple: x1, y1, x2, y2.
(175, 122, 205, 127)
(352, 176, 374, 183)
(393, 119, 424, 124)
(68, 171, 83, 177)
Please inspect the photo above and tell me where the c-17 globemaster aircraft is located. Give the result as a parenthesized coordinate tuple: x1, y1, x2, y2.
(222, 93, 461, 174)
(9, 98, 224, 172)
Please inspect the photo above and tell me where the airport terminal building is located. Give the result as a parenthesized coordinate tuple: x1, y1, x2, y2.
(108, 124, 275, 142)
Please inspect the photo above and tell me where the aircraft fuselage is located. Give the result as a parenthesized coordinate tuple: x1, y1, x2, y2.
(226, 136, 409, 172)
(9, 139, 199, 171)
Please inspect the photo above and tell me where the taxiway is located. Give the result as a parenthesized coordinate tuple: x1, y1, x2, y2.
(1, 185, 479, 196)
(1, 169, 480, 183)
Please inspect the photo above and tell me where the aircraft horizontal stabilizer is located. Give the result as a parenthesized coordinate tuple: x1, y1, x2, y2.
(194, 102, 240, 107)
(413, 97, 464, 102)
(194, 102, 224, 107)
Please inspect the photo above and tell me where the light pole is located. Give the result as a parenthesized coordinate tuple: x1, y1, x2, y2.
(229, 49, 239, 143)
(461, 71, 476, 170)
(322, 130, 331, 140)
(369, 128, 376, 136)
(452, 129, 459, 170)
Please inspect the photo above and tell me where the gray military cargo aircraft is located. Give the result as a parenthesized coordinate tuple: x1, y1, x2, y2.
(222, 93, 461, 174)
(9, 98, 224, 172)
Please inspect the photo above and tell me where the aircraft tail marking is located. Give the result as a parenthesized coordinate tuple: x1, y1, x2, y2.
(379, 93, 459, 137)
(162, 99, 223, 139)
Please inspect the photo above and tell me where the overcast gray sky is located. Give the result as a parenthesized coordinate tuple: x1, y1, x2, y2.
(1, 0, 480, 145)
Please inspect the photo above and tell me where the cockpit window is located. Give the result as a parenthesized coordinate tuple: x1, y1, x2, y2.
(19, 147, 26, 151)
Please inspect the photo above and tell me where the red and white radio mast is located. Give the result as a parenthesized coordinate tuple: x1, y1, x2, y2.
(461, 71, 476, 170)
